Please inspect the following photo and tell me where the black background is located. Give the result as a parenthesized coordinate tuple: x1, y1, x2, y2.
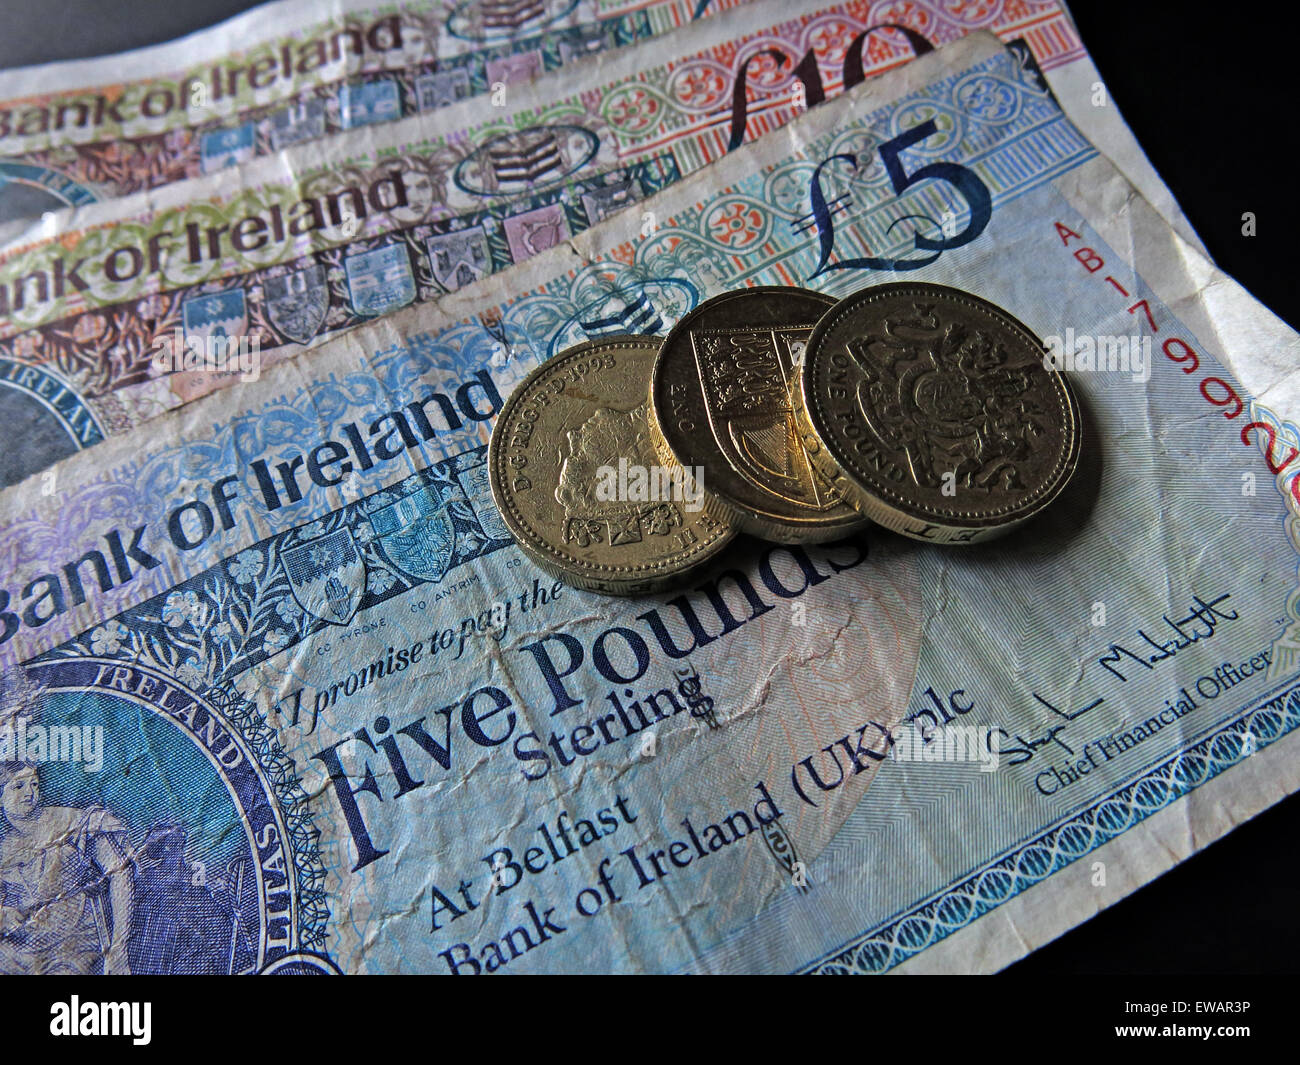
(0, 0, 1296, 975)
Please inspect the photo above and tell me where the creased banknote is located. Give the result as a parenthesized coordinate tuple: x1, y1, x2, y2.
(0, 0, 750, 221)
(0, 0, 1203, 492)
(0, 31, 1296, 975)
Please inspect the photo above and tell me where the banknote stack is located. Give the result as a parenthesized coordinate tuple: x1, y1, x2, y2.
(0, 0, 1297, 978)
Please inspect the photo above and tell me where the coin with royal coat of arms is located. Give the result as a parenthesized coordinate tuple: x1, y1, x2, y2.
(647, 286, 869, 543)
(794, 282, 1082, 544)
(488, 336, 736, 595)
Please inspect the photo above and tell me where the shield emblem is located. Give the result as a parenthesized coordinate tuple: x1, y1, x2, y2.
(581, 180, 637, 225)
(280, 529, 366, 625)
(270, 99, 326, 151)
(692, 325, 836, 510)
(458, 464, 513, 541)
(200, 123, 255, 173)
(345, 244, 415, 317)
(367, 488, 456, 583)
(557, 25, 607, 65)
(339, 79, 401, 129)
(502, 203, 569, 261)
(415, 69, 470, 110)
(183, 288, 248, 353)
(426, 229, 490, 292)
(485, 51, 542, 87)
(265, 265, 329, 344)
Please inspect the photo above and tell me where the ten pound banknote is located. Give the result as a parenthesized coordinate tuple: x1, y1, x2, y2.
(1, 31, 1298, 975)
(0, 0, 1205, 493)
(0, 0, 751, 220)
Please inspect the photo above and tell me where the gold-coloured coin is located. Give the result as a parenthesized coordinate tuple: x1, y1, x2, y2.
(488, 336, 736, 595)
(647, 286, 869, 543)
(794, 282, 1082, 544)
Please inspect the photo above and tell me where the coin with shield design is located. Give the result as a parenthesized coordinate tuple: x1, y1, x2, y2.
(647, 286, 869, 543)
